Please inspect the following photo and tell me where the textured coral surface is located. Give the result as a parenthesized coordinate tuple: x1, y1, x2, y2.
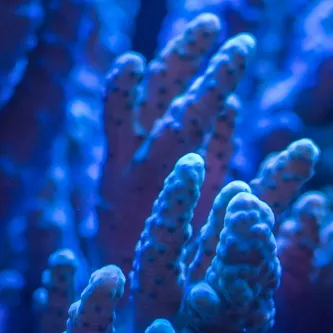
(0, 1, 333, 333)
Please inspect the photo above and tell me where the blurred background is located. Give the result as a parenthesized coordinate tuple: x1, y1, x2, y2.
(0, 0, 332, 332)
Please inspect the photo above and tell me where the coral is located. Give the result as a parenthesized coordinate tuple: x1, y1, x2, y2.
(66, 265, 125, 333)
(180, 280, 221, 332)
(250, 139, 320, 222)
(186, 180, 251, 285)
(102, 52, 146, 177)
(192, 94, 242, 230)
(64, 156, 282, 333)
(277, 191, 329, 299)
(273, 191, 330, 332)
(203, 192, 281, 333)
(97, 13, 224, 268)
(97, 22, 257, 277)
(34, 249, 78, 333)
(136, 13, 222, 134)
(130, 153, 205, 330)
(145, 319, 176, 333)
(313, 215, 333, 288)
(1, 2, 333, 333)
(0, 0, 87, 230)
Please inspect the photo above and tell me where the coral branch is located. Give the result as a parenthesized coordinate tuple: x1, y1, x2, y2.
(103, 52, 146, 174)
(34, 249, 78, 333)
(277, 191, 329, 298)
(186, 180, 251, 285)
(277, 192, 328, 290)
(131, 153, 205, 331)
(137, 13, 222, 133)
(181, 281, 221, 332)
(192, 94, 242, 229)
(145, 319, 176, 333)
(138, 33, 256, 170)
(250, 138, 320, 221)
(313, 217, 333, 288)
(275, 191, 329, 331)
(205, 192, 281, 332)
(66, 265, 125, 333)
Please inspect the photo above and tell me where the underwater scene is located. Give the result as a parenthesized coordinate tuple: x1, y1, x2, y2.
(0, 0, 333, 332)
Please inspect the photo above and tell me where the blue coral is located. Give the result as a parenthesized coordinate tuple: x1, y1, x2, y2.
(0, 2, 333, 333)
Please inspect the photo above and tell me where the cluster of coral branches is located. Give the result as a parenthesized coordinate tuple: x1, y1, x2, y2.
(0, 1, 333, 333)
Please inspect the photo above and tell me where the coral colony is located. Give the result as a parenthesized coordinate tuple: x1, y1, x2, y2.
(0, 1, 333, 333)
